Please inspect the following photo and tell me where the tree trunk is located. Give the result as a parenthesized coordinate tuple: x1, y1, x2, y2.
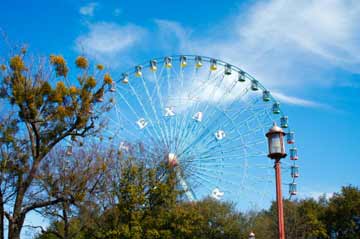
(8, 184, 26, 239)
(8, 221, 21, 239)
(0, 191, 4, 239)
(63, 203, 69, 239)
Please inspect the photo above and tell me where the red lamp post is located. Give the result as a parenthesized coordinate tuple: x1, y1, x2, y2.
(266, 123, 287, 239)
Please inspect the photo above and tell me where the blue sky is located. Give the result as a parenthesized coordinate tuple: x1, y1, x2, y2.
(1, 0, 360, 236)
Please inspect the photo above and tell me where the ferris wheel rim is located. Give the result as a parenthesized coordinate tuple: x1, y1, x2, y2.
(96, 54, 300, 204)
(117, 55, 290, 119)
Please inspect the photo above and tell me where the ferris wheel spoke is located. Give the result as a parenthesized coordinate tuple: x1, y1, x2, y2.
(243, 93, 273, 140)
(233, 102, 271, 123)
(127, 81, 165, 145)
(175, 70, 226, 152)
(188, 167, 245, 191)
(164, 68, 177, 148)
(151, 63, 165, 101)
(178, 94, 261, 157)
(212, 107, 270, 148)
(138, 74, 169, 149)
(111, 101, 142, 139)
(169, 66, 182, 152)
(165, 66, 182, 144)
(194, 147, 267, 163)
(236, 184, 273, 201)
(115, 90, 161, 146)
(175, 101, 201, 155)
(112, 94, 143, 137)
(201, 72, 226, 114)
(187, 164, 272, 188)
(191, 143, 267, 159)
(193, 120, 267, 153)
(248, 163, 273, 169)
(211, 126, 267, 150)
(102, 133, 156, 155)
(186, 70, 220, 100)
(171, 66, 196, 153)
(197, 145, 267, 163)
(186, 168, 223, 190)
(181, 82, 255, 157)
(157, 65, 178, 150)
(186, 132, 265, 159)
(199, 162, 271, 170)
(186, 173, 217, 195)
(151, 67, 173, 149)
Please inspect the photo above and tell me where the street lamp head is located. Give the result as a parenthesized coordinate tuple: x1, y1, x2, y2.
(249, 231, 255, 239)
(266, 122, 287, 159)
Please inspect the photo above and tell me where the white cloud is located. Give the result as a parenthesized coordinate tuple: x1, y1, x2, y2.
(154, 19, 191, 52)
(238, 0, 360, 72)
(75, 22, 146, 66)
(74, 1, 360, 107)
(151, 1, 360, 107)
(79, 2, 98, 16)
(271, 92, 322, 108)
(182, 0, 360, 90)
(167, 70, 248, 112)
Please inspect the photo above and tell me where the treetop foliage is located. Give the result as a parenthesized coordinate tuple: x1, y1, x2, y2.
(35, 150, 360, 239)
(0, 46, 114, 239)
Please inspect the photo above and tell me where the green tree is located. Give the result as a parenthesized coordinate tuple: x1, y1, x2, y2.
(324, 185, 360, 239)
(298, 198, 328, 239)
(192, 198, 246, 239)
(252, 198, 328, 239)
(250, 210, 274, 239)
(0, 49, 112, 239)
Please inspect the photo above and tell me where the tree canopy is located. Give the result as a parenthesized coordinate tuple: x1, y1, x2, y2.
(34, 151, 360, 239)
(0, 48, 113, 239)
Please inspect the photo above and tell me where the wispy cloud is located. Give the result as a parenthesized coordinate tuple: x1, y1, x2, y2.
(75, 22, 146, 66)
(239, 0, 360, 66)
(271, 92, 323, 108)
(150, 1, 360, 107)
(74, 1, 360, 107)
(185, 0, 360, 89)
(79, 2, 98, 17)
(154, 19, 191, 53)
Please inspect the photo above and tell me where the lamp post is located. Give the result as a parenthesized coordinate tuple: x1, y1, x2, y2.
(249, 232, 255, 239)
(266, 123, 287, 239)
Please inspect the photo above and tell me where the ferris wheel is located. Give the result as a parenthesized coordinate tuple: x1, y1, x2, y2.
(94, 55, 299, 208)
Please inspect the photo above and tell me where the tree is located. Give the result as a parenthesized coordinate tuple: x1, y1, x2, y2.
(249, 198, 328, 239)
(250, 210, 274, 239)
(191, 198, 246, 239)
(33, 144, 110, 239)
(297, 198, 328, 239)
(324, 185, 360, 239)
(86, 155, 183, 239)
(0, 113, 22, 239)
(0, 48, 113, 239)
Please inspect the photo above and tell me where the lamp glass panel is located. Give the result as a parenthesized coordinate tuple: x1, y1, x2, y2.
(270, 134, 282, 154)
